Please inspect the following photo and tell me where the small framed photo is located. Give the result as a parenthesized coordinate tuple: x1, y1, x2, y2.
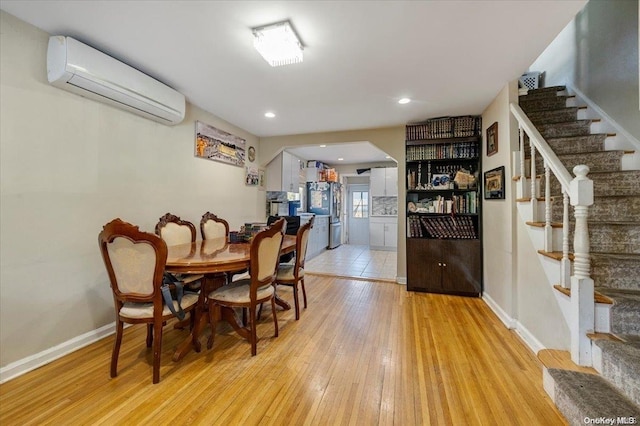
(486, 122, 498, 157)
(484, 166, 505, 199)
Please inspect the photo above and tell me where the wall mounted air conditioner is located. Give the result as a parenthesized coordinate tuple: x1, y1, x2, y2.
(47, 36, 185, 125)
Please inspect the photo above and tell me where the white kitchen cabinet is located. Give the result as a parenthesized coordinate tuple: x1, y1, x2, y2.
(266, 151, 303, 192)
(369, 217, 397, 250)
(370, 167, 398, 196)
(306, 215, 329, 259)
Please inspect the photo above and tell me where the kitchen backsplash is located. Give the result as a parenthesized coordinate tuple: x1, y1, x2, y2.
(371, 196, 398, 216)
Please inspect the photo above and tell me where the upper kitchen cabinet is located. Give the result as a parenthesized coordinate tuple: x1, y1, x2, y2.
(266, 151, 304, 192)
(370, 167, 398, 196)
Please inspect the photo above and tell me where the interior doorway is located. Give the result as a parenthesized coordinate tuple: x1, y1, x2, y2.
(347, 183, 369, 245)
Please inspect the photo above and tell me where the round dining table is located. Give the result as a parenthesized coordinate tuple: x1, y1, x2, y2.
(165, 235, 296, 361)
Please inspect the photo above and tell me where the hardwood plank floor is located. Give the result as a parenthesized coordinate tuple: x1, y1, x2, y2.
(0, 276, 566, 425)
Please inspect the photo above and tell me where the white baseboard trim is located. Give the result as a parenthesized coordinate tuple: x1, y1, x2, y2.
(0, 322, 116, 384)
(514, 320, 547, 355)
(482, 293, 517, 329)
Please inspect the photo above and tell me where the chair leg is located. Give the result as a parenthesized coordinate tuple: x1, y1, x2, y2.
(292, 284, 300, 320)
(111, 320, 124, 378)
(207, 302, 219, 350)
(257, 303, 264, 320)
(152, 321, 163, 384)
(271, 297, 279, 338)
(249, 306, 257, 356)
(301, 278, 308, 309)
(146, 324, 153, 347)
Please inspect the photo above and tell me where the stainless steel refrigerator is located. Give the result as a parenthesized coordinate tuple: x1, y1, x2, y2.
(306, 181, 342, 249)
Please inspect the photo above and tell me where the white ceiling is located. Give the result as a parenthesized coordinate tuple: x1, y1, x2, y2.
(1, 0, 586, 164)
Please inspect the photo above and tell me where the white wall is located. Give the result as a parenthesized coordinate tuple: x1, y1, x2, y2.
(481, 81, 570, 350)
(529, 0, 640, 140)
(0, 11, 263, 369)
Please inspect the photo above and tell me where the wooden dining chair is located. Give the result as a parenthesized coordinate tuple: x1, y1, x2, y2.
(98, 218, 200, 384)
(200, 212, 229, 240)
(155, 213, 204, 289)
(206, 218, 286, 356)
(274, 216, 314, 320)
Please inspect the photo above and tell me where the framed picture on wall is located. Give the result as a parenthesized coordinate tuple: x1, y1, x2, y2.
(195, 121, 246, 167)
(484, 166, 505, 199)
(486, 122, 498, 157)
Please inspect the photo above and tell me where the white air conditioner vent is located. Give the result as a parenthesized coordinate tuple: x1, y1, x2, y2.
(47, 36, 185, 125)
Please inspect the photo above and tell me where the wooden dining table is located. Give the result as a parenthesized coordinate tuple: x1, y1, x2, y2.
(165, 234, 296, 361)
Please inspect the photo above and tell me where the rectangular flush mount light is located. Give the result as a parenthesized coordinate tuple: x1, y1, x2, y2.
(252, 20, 303, 67)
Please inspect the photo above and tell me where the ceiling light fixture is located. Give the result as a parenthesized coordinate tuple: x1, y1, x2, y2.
(252, 20, 303, 67)
(398, 98, 411, 104)
(337, 158, 344, 161)
(264, 112, 276, 118)
(319, 144, 327, 148)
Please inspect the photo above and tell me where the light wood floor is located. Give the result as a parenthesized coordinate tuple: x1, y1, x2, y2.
(0, 276, 566, 425)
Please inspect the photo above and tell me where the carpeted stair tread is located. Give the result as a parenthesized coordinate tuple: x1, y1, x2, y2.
(527, 107, 579, 125)
(544, 134, 609, 154)
(522, 85, 567, 96)
(546, 170, 640, 197)
(520, 96, 571, 112)
(551, 196, 640, 224)
(548, 368, 640, 424)
(593, 339, 640, 406)
(536, 120, 595, 138)
(595, 288, 640, 335)
(591, 253, 640, 291)
(533, 149, 625, 173)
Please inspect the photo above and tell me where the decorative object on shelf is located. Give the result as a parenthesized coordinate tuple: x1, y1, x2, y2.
(247, 146, 256, 162)
(195, 121, 246, 167)
(484, 166, 505, 199)
(486, 122, 498, 157)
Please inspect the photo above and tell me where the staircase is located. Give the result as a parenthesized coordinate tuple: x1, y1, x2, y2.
(516, 86, 640, 424)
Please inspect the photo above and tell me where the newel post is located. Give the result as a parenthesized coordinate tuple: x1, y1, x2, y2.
(569, 165, 594, 366)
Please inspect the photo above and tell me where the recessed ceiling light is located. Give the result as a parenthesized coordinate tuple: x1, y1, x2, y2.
(337, 157, 344, 161)
(398, 98, 411, 104)
(264, 112, 275, 118)
(319, 144, 327, 148)
(385, 155, 391, 159)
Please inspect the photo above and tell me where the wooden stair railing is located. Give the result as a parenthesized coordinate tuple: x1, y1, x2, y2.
(510, 102, 595, 366)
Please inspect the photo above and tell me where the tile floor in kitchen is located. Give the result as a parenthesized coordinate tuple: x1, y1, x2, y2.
(305, 244, 397, 282)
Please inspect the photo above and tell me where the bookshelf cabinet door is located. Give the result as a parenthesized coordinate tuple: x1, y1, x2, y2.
(406, 239, 442, 292)
(441, 240, 482, 296)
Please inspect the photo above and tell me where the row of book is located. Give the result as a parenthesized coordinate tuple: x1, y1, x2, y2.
(406, 142, 479, 161)
(407, 215, 478, 239)
(406, 116, 481, 141)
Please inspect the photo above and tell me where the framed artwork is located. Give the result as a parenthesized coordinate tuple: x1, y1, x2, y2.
(195, 121, 245, 167)
(484, 166, 505, 199)
(486, 122, 498, 157)
(245, 166, 259, 186)
(258, 169, 266, 191)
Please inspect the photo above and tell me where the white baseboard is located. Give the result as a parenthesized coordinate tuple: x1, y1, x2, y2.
(482, 293, 517, 329)
(0, 322, 117, 384)
(514, 320, 547, 355)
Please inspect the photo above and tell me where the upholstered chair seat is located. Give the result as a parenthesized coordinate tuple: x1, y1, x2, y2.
(207, 281, 274, 304)
(119, 293, 199, 319)
(275, 264, 304, 281)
